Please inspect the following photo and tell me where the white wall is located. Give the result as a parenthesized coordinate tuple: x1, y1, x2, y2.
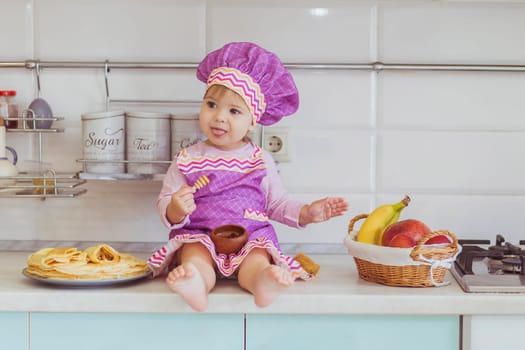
(1, 0, 525, 245)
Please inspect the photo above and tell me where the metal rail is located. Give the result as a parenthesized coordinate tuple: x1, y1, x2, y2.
(1, 60, 525, 72)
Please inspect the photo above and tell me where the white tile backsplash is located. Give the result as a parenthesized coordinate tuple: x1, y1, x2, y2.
(0, 0, 32, 59)
(33, 0, 206, 60)
(104, 70, 203, 102)
(379, 71, 525, 130)
(279, 129, 372, 193)
(378, 131, 525, 193)
(1, 1, 525, 245)
(379, 2, 525, 63)
(0, 181, 167, 242)
(207, 0, 373, 62)
(292, 70, 372, 129)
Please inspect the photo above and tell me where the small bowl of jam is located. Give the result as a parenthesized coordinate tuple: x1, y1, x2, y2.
(211, 224, 248, 255)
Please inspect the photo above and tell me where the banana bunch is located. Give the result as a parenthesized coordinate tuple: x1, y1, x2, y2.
(356, 195, 411, 245)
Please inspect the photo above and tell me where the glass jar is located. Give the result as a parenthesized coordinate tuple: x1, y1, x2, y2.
(0, 90, 19, 129)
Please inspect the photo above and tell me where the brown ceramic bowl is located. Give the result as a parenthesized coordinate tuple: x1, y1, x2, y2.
(211, 224, 248, 255)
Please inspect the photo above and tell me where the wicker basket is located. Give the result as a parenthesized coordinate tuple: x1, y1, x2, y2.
(344, 214, 461, 287)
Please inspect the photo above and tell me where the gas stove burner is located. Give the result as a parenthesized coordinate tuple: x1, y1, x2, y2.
(489, 234, 523, 255)
(487, 256, 522, 274)
(451, 234, 525, 293)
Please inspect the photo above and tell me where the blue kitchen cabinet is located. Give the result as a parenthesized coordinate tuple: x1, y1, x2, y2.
(0, 312, 27, 350)
(246, 314, 459, 350)
(30, 313, 243, 350)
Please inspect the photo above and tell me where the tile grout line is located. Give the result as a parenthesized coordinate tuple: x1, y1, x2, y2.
(370, 4, 380, 209)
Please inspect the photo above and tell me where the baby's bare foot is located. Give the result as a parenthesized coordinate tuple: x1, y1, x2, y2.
(253, 265, 294, 308)
(166, 262, 208, 311)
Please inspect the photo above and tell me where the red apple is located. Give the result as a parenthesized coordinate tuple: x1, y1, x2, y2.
(381, 219, 431, 247)
(387, 234, 415, 248)
(425, 235, 451, 245)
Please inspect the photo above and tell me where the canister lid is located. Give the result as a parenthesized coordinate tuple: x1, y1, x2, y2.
(81, 110, 125, 120)
(170, 113, 199, 120)
(126, 111, 170, 119)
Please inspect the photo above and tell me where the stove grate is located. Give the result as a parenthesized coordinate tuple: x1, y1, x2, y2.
(456, 234, 525, 275)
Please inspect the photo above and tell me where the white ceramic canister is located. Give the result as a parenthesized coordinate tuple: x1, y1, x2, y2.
(170, 113, 205, 158)
(126, 111, 170, 174)
(81, 110, 125, 174)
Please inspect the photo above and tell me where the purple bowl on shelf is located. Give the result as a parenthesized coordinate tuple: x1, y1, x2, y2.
(25, 98, 53, 129)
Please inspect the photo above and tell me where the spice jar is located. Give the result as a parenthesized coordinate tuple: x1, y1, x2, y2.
(0, 90, 19, 129)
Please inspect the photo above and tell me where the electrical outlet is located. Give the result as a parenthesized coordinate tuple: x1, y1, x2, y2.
(262, 127, 291, 162)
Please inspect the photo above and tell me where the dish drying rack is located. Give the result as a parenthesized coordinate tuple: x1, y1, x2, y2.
(6, 115, 64, 160)
(1, 113, 87, 199)
(5, 116, 64, 133)
(0, 169, 86, 199)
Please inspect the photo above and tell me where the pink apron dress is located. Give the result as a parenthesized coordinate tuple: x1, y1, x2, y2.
(148, 144, 312, 281)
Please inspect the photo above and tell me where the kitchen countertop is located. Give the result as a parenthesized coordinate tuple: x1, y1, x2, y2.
(2, 251, 525, 315)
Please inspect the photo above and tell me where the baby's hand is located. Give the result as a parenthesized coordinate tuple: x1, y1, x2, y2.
(300, 197, 349, 225)
(167, 184, 196, 224)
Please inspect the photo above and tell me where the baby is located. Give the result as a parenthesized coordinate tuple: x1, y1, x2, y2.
(148, 42, 348, 311)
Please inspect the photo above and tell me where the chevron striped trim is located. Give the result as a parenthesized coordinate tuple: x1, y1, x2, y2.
(147, 233, 315, 280)
(178, 154, 265, 174)
(244, 208, 269, 222)
(207, 67, 266, 124)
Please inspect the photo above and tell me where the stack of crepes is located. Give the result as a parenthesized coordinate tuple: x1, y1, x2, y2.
(25, 244, 150, 280)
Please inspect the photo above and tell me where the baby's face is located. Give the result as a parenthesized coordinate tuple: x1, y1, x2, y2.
(200, 85, 254, 151)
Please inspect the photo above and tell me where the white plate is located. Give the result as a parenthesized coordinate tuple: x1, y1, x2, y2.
(22, 268, 152, 287)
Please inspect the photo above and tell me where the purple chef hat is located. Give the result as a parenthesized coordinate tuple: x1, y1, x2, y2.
(196, 42, 299, 126)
